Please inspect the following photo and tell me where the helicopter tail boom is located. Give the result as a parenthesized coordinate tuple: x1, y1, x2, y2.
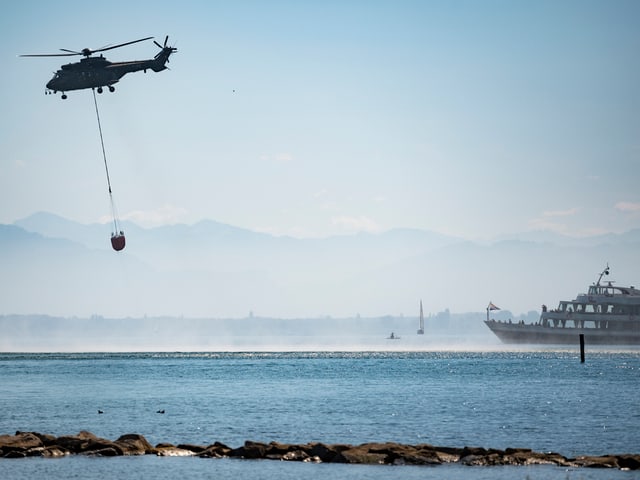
(150, 59, 169, 72)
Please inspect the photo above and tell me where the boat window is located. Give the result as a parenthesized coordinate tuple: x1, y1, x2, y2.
(585, 304, 595, 313)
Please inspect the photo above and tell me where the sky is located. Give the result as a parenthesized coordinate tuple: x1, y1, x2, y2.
(1, 0, 639, 240)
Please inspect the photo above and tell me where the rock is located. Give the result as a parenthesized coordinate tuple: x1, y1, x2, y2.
(113, 434, 154, 455)
(366, 442, 442, 465)
(154, 442, 205, 456)
(155, 442, 175, 448)
(4, 450, 27, 458)
(176, 443, 206, 453)
(460, 446, 491, 457)
(265, 441, 294, 457)
(332, 444, 387, 464)
(54, 431, 123, 455)
(87, 447, 121, 457)
(509, 450, 571, 467)
(574, 454, 640, 470)
(307, 443, 336, 462)
(505, 447, 532, 455)
(156, 447, 196, 457)
(455, 448, 576, 467)
(307, 443, 351, 462)
(53, 435, 85, 454)
(43, 446, 67, 457)
(281, 449, 310, 461)
(31, 432, 58, 446)
(197, 441, 232, 458)
(432, 446, 462, 463)
(0, 432, 43, 456)
(262, 441, 310, 461)
(618, 455, 640, 470)
(460, 454, 489, 466)
(228, 440, 268, 459)
(575, 455, 622, 469)
(25, 447, 47, 457)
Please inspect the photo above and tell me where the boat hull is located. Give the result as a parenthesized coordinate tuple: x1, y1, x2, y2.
(484, 320, 640, 345)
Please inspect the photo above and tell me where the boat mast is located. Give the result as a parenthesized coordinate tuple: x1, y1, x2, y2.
(596, 264, 610, 286)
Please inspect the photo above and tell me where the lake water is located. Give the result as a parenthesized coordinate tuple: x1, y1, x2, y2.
(1, 350, 639, 479)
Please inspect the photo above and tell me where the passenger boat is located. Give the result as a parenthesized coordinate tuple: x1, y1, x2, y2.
(485, 265, 640, 345)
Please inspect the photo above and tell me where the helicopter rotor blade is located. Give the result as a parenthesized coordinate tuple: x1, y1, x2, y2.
(164, 35, 168, 47)
(91, 36, 154, 54)
(94, 43, 114, 51)
(19, 52, 79, 57)
(20, 36, 154, 58)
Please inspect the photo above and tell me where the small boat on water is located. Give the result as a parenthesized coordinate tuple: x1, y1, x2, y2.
(485, 265, 640, 345)
(387, 332, 400, 340)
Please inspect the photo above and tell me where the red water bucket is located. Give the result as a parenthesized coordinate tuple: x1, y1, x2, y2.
(111, 233, 126, 251)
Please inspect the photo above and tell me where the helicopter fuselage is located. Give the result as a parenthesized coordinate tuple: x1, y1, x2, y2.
(46, 48, 173, 96)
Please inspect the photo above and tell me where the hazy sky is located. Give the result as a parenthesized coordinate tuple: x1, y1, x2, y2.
(2, 0, 639, 240)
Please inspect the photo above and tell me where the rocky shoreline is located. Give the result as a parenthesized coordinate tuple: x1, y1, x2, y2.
(1, 431, 638, 470)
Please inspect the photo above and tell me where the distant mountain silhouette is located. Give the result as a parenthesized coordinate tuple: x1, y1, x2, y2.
(3, 212, 640, 318)
(495, 228, 640, 247)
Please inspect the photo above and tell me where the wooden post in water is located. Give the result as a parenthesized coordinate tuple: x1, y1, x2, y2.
(579, 334, 585, 363)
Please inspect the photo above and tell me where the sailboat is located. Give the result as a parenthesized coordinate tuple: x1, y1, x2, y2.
(417, 300, 424, 335)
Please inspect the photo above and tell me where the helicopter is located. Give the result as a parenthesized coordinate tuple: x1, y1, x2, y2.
(20, 35, 177, 99)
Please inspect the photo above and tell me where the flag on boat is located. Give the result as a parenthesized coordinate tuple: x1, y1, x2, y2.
(487, 302, 500, 311)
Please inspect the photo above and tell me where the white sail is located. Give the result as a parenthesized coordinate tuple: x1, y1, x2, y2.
(417, 300, 424, 335)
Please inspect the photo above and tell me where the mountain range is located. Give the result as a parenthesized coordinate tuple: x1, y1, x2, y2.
(2, 212, 640, 319)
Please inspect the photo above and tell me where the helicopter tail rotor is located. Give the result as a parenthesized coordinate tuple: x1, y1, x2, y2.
(153, 35, 177, 63)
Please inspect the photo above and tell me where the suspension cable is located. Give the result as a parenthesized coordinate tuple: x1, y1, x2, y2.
(92, 88, 120, 233)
